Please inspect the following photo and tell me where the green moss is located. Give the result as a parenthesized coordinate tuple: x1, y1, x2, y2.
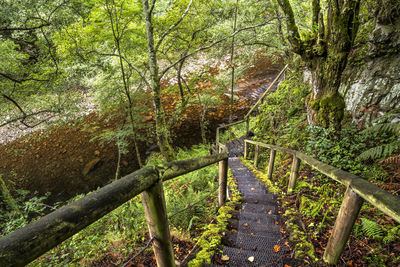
(315, 93, 345, 129)
(242, 158, 318, 263)
(188, 170, 241, 266)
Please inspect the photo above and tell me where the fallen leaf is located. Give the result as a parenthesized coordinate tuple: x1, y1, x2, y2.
(275, 221, 279, 225)
(243, 223, 248, 227)
(274, 245, 281, 252)
(221, 255, 230, 261)
(248, 256, 254, 262)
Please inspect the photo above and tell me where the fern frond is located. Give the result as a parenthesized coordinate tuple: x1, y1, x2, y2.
(361, 218, 383, 239)
(358, 141, 400, 161)
(362, 122, 400, 135)
(372, 108, 400, 124)
(380, 154, 400, 166)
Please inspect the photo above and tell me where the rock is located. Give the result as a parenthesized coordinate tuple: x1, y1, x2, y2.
(82, 158, 101, 176)
(339, 14, 400, 125)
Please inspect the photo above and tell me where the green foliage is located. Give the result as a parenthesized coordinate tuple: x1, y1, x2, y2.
(305, 126, 390, 181)
(360, 218, 384, 239)
(254, 75, 309, 149)
(0, 180, 50, 237)
(358, 109, 400, 161)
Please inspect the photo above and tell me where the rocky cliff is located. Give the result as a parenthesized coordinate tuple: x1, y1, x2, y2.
(339, 2, 400, 126)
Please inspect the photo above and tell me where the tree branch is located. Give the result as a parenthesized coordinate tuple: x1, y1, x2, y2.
(155, 0, 193, 52)
(160, 20, 275, 78)
(0, 72, 49, 83)
(277, 0, 303, 55)
(0, 23, 50, 32)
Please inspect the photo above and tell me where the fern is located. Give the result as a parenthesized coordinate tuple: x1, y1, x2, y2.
(381, 154, 400, 165)
(361, 218, 383, 239)
(383, 226, 400, 244)
(358, 141, 400, 161)
(362, 122, 400, 136)
(358, 109, 400, 161)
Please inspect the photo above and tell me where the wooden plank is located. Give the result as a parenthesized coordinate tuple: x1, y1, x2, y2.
(161, 153, 228, 181)
(323, 187, 364, 264)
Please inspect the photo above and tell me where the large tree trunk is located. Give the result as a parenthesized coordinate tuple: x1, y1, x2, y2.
(278, 0, 360, 129)
(142, 0, 175, 161)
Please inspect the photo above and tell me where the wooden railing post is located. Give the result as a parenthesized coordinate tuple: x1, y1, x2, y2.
(216, 128, 220, 151)
(244, 141, 248, 159)
(254, 145, 260, 167)
(323, 187, 364, 265)
(246, 117, 249, 136)
(141, 182, 176, 267)
(267, 149, 276, 180)
(288, 155, 300, 193)
(219, 158, 228, 207)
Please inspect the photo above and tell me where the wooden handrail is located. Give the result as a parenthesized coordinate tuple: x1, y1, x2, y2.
(244, 139, 400, 264)
(215, 64, 288, 140)
(0, 152, 228, 267)
(244, 64, 288, 119)
(244, 139, 400, 222)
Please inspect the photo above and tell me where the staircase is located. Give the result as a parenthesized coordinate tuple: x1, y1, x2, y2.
(215, 138, 289, 266)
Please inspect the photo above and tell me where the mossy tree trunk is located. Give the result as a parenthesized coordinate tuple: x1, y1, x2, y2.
(277, 0, 361, 129)
(142, 0, 175, 161)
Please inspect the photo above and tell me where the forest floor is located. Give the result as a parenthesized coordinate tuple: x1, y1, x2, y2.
(0, 55, 283, 204)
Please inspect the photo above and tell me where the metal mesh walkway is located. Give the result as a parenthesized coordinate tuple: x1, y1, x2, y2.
(214, 151, 289, 266)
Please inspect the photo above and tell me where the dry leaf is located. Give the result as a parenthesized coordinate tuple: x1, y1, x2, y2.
(221, 255, 230, 261)
(248, 256, 254, 262)
(274, 245, 281, 252)
(243, 223, 249, 227)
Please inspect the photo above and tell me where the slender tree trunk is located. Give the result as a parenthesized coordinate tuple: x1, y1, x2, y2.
(229, 0, 239, 139)
(142, 0, 175, 161)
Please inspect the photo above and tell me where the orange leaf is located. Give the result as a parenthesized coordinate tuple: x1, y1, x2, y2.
(273, 245, 281, 253)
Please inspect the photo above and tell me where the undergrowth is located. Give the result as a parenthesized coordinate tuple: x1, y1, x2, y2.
(14, 143, 220, 266)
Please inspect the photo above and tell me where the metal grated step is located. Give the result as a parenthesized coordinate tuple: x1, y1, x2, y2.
(221, 246, 284, 267)
(212, 152, 289, 266)
(223, 232, 287, 253)
(239, 211, 280, 225)
(240, 203, 277, 214)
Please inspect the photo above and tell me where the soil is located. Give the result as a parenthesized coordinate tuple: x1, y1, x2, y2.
(0, 55, 283, 205)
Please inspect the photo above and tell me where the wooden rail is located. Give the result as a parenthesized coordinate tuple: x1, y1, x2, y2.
(244, 139, 400, 264)
(0, 151, 228, 267)
(215, 65, 288, 143)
